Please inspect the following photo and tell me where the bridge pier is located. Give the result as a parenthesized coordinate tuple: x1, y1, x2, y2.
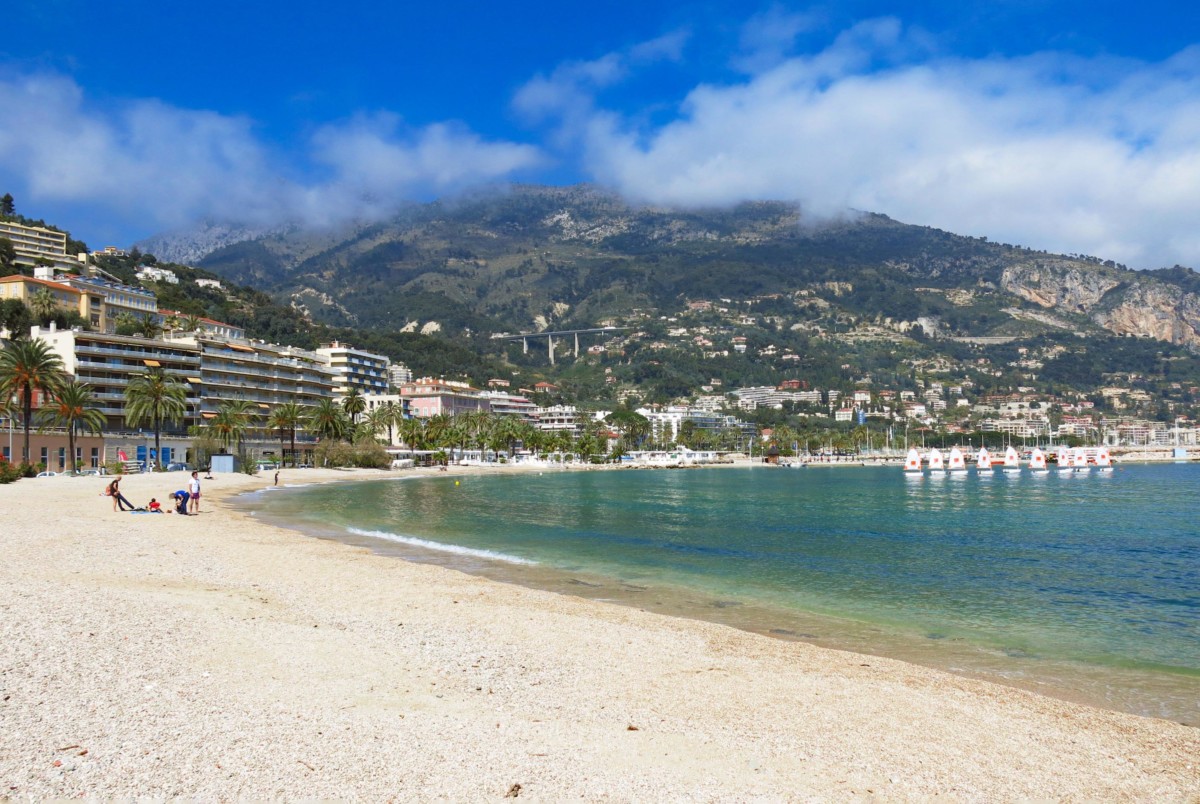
(548, 335, 555, 365)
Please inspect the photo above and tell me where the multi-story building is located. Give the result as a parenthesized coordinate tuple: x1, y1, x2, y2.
(478, 391, 538, 422)
(0, 220, 75, 269)
(136, 266, 179, 284)
(167, 334, 338, 421)
(0, 276, 104, 330)
(388, 363, 413, 388)
(397, 378, 487, 418)
(636, 406, 757, 445)
(314, 341, 390, 397)
(535, 405, 584, 437)
(56, 274, 157, 332)
(32, 324, 203, 467)
(361, 394, 411, 445)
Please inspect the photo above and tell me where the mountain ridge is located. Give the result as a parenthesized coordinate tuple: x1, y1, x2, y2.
(140, 184, 1200, 349)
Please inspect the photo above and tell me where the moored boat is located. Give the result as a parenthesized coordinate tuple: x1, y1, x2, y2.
(1002, 446, 1021, 473)
(1095, 446, 1114, 471)
(928, 447, 945, 472)
(1029, 447, 1048, 472)
(948, 447, 967, 473)
(976, 446, 992, 472)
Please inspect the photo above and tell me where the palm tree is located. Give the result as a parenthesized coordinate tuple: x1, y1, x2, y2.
(208, 399, 255, 453)
(124, 369, 187, 470)
(311, 398, 349, 442)
(37, 380, 106, 474)
(136, 315, 162, 340)
(266, 401, 308, 467)
(342, 388, 366, 425)
(180, 313, 202, 333)
(397, 416, 426, 450)
(29, 288, 58, 325)
(0, 339, 65, 465)
(378, 400, 402, 445)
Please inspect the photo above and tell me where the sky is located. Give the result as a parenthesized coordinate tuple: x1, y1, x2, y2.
(3, 0, 1200, 269)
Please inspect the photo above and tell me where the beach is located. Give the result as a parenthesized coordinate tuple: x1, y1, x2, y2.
(1, 467, 1197, 800)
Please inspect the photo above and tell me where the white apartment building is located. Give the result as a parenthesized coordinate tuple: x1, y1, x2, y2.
(136, 266, 179, 284)
(479, 391, 538, 422)
(166, 333, 338, 420)
(0, 220, 77, 269)
(314, 341, 390, 396)
(535, 405, 584, 437)
(388, 362, 413, 388)
(33, 325, 203, 446)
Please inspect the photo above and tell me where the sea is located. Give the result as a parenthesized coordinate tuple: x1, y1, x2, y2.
(237, 462, 1200, 726)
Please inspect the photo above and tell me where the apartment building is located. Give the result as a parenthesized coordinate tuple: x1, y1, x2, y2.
(56, 274, 157, 331)
(34, 324, 202, 429)
(397, 378, 487, 418)
(535, 405, 584, 437)
(478, 390, 538, 422)
(314, 341, 390, 396)
(0, 276, 104, 330)
(0, 220, 74, 269)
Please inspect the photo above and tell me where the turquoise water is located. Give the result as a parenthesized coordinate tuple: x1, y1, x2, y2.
(241, 463, 1200, 723)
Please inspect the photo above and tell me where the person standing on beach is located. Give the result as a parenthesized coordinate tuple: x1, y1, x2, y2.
(107, 476, 134, 512)
(188, 471, 201, 514)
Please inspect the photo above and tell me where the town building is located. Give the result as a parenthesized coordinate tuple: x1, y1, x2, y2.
(55, 274, 157, 332)
(398, 378, 488, 418)
(0, 275, 103, 330)
(479, 390, 539, 422)
(314, 341, 390, 397)
(32, 324, 203, 467)
(0, 220, 79, 270)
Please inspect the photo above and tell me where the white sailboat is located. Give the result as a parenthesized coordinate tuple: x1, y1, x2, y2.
(928, 447, 945, 472)
(904, 448, 923, 475)
(1002, 445, 1021, 474)
(948, 446, 967, 473)
(976, 446, 992, 470)
(1071, 447, 1089, 472)
(1029, 447, 1048, 472)
(1095, 446, 1114, 471)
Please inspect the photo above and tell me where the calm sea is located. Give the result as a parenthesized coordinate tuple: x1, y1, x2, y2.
(238, 463, 1200, 725)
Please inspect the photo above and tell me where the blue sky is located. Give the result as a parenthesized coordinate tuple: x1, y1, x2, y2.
(3, 1, 1200, 268)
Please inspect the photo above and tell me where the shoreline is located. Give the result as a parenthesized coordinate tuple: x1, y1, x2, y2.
(2, 467, 1198, 798)
(242, 465, 1200, 728)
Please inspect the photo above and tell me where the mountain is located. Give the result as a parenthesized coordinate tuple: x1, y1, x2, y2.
(146, 184, 1200, 349)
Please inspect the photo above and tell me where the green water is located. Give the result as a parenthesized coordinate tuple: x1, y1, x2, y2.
(241, 463, 1200, 724)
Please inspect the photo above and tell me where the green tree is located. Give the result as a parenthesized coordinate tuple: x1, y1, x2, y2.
(29, 288, 58, 325)
(266, 401, 308, 467)
(124, 369, 187, 471)
(208, 399, 255, 453)
(0, 339, 65, 465)
(0, 299, 32, 337)
(37, 380, 106, 474)
(310, 398, 350, 442)
(342, 388, 366, 424)
(0, 193, 14, 216)
(0, 238, 17, 276)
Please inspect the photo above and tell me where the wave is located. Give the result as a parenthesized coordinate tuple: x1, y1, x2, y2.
(346, 527, 537, 565)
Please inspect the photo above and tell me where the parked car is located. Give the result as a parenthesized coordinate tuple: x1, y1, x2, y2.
(35, 471, 58, 478)
(165, 462, 190, 472)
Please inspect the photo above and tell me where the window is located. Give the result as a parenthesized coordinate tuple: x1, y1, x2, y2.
(91, 447, 99, 468)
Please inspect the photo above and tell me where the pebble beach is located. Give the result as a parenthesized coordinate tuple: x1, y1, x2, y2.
(1, 466, 1198, 800)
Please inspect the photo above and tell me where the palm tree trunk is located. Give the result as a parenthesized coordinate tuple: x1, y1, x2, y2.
(290, 428, 297, 468)
(22, 388, 32, 466)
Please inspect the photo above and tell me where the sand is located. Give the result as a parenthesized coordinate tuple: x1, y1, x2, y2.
(1, 466, 1197, 800)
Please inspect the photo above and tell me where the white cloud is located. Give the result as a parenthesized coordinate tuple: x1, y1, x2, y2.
(527, 21, 1200, 269)
(0, 72, 542, 235)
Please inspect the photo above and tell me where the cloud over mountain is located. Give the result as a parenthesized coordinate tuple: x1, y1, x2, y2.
(521, 20, 1200, 269)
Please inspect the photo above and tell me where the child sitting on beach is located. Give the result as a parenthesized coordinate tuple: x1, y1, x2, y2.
(148, 498, 162, 513)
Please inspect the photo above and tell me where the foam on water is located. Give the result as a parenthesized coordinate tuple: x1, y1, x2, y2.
(346, 526, 537, 565)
